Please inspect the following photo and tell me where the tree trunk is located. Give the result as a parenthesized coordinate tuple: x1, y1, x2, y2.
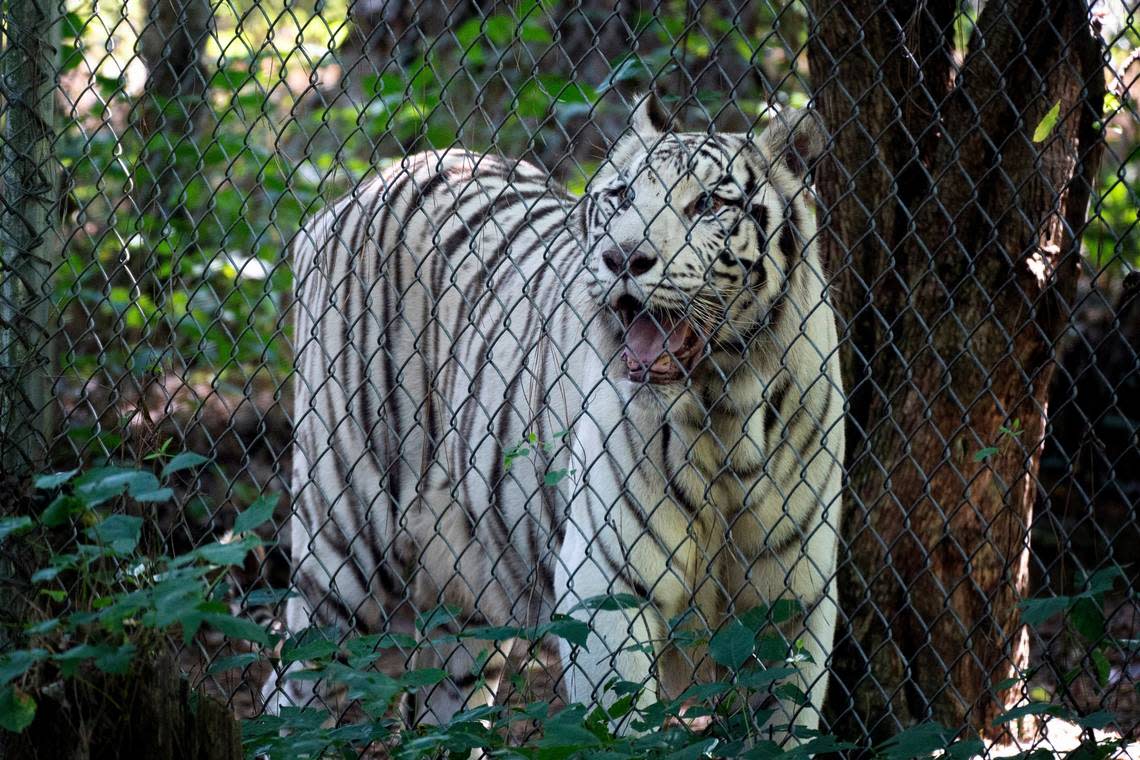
(0, 0, 59, 473)
(139, 0, 210, 137)
(9, 656, 242, 760)
(807, 0, 1105, 744)
(137, 0, 211, 218)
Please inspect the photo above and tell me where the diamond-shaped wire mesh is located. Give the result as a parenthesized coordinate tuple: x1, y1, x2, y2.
(2, 0, 1138, 753)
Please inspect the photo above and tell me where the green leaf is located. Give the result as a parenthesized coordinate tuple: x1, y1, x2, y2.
(132, 487, 174, 503)
(571, 593, 645, 612)
(41, 494, 85, 527)
(543, 468, 572, 486)
(1032, 101, 1061, 142)
(993, 676, 1021, 692)
(92, 642, 136, 674)
(520, 19, 553, 44)
(1083, 567, 1123, 597)
(416, 604, 463, 633)
(736, 665, 796, 690)
(33, 469, 79, 489)
(242, 588, 296, 606)
(1069, 597, 1105, 641)
(61, 12, 85, 39)
(675, 681, 734, 704)
(946, 737, 987, 759)
(73, 467, 161, 507)
(543, 615, 590, 649)
(709, 619, 754, 670)
(1075, 709, 1115, 729)
(992, 701, 1070, 726)
(211, 68, 250, 92)
(199, 612, 270, 646)
(281, 628, 340, 664)
(774, 681, 809, 705)
(30, 567, 60, 583)
(54, 643, 136, 676)
(24, 619, 59, 636)
(974, 446, 1000, 462)
(324, 663, 403, 714)
(343, 632, 417, 667)
(0, 650, 46, 684)
(0, 685, 36, 732)
(754, 633, 791, 662)
(85, 514, 143, 554)
(1090, 648, 1111, 688)
(878, 722, 958, 760)
(1018, 596, 1073, 626)
(0, 516, 33, 542)
(175, 534, 261, 567)
(399, 668, 447, 689)
(1068, 740, 1122, 760)
(207, 653, 259, 674)
(233, 494, 278, 533)
(161, 452, 210, 478)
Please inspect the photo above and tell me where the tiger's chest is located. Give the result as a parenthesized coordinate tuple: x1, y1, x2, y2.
(647, 385, 788, 539)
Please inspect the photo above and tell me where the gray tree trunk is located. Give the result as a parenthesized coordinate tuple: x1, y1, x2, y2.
(0, 0, 60, 473)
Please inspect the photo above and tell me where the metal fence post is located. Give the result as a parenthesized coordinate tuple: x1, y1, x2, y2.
(0, 0, 60, 474)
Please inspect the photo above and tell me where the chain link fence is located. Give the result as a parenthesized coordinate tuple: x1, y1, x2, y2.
(2, 0, 1138, 754)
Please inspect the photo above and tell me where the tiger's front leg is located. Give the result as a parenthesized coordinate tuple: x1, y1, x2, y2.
(554, 518, 666, 733)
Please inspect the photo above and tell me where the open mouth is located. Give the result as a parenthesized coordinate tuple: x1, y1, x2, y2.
(611, 295, 707, 383)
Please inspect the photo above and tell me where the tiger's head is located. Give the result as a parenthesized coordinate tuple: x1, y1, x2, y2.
(585, 93, 824, 385)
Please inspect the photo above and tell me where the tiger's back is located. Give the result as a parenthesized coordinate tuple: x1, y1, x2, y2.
(289, 150, 588, 639)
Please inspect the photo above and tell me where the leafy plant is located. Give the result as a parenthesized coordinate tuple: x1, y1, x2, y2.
(1, 459, 1133, 758)
(0, 458, 275, 732)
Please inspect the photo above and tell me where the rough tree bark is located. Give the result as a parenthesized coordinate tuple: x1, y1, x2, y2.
(137, 0, 211, 220)
(806, 0, 1105, 744)
(139, 0, 210, 136)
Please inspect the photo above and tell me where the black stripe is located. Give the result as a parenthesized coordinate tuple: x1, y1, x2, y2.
(749, 204, 770, 236)
(770, 462, 838, 560)
(594, 534, 652, 602)
(764, 374, 791, 440)
(777, 202, 802, 264)
(375, 167, 417, 513)
(661, 424, 701, 518)
(296, 570, 356, 630)
(777, 388, 836, 487)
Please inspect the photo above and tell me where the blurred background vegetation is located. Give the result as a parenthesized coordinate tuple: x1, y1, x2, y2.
(54, 0, 1138, 406)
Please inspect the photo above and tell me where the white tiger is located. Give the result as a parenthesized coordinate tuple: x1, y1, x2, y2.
(265, 93, 845, 743)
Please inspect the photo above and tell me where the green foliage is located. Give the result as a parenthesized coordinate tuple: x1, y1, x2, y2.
(0, 458, 276, 732)
(504, 429, 575, 485)
(2, 458, 1132, 757)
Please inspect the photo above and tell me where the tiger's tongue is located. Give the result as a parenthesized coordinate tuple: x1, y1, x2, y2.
(624, 313, 692, 368)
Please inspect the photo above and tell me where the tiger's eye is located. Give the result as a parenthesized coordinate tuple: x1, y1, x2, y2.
(612, 184, 634, 208)
(692, 193, 723, 216)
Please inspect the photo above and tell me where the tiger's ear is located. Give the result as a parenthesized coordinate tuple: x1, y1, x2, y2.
(631, 91, 670, 136)
(761, 108, 824, 177)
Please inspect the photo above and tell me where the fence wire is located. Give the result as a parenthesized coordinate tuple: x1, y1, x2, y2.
(2, 0, 1138, 754)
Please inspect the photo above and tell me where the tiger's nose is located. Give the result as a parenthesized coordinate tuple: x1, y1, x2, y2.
(602, 248, 656, 276)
